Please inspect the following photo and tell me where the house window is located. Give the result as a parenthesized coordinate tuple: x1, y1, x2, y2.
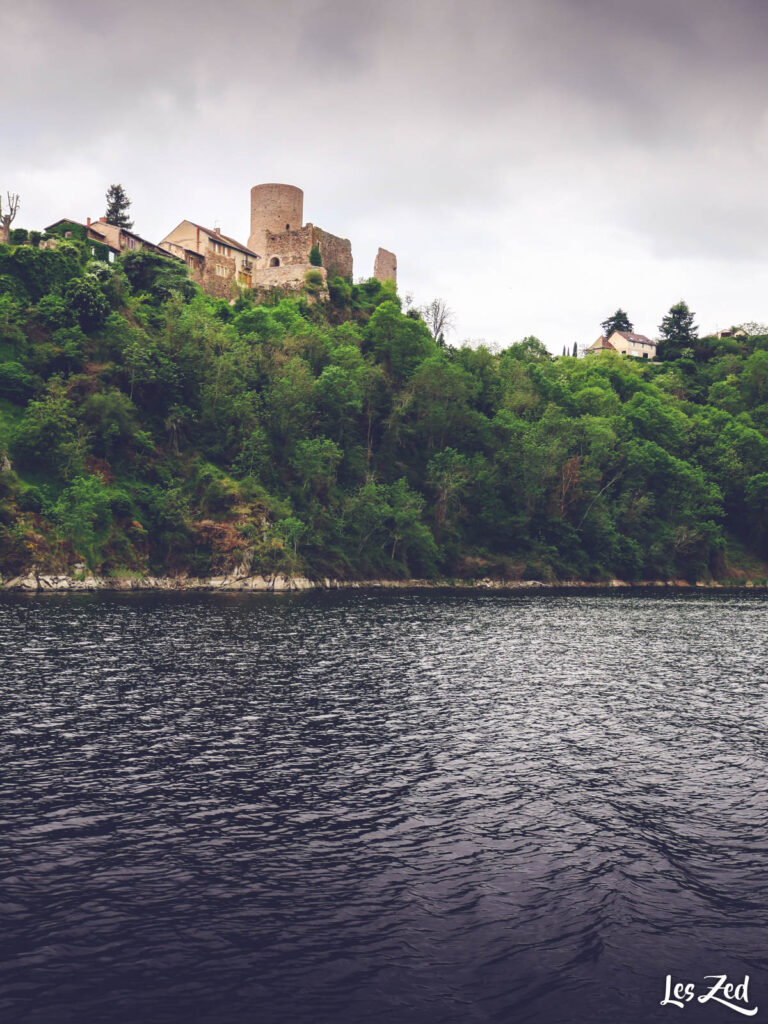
(238, 272, 252, 287)
(270, 256, 280, 267)
(215, 264, 227, 277)
(212, 241, 231, 256)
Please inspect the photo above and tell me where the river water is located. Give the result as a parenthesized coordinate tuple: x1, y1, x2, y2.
(0, 590, 766, 1023)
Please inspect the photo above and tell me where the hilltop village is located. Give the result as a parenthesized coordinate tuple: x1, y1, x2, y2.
(45, 183, 397, 301)
(1, 182, 768, 589)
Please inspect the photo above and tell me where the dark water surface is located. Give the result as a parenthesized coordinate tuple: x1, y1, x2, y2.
(1, 590, 767, 1024)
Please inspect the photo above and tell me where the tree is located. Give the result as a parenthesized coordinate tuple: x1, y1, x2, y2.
(309, 244, 322, 267)
(421, 298, 456, 341)
(658, 300, 698, 360)
(0, 191, 20, 244)
(600, 309, 633, 336)
(105, 184, 133, 228)
(572, 341, 578, 358)
(63, 276, 109, 332)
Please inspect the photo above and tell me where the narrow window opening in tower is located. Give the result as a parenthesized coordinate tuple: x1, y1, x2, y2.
(270, 257, 280, 267)
(286, 223, 290, 230)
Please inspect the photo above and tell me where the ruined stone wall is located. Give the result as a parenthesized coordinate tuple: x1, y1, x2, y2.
(252, 264, 328, 299)
(311, 226, 353, 280)
(374, 247, 397, 284)
(260, 225, 313, 268)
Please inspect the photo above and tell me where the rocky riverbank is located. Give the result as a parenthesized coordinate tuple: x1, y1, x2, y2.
(1, 570, 763, 592)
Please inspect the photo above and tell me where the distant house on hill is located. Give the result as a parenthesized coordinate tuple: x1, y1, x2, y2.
(85, 217, 166, 258)
(159, 221, 259, 299)
(716, 326, 748, 340)
(587, 330, 657, 359)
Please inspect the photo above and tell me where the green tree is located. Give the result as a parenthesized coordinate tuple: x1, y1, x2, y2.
(309, 244, 322, 267)
(63, 277, 109, 332)
(53, 475, 113, 567)
(601, 309, 633, 336)
(364, 301, 436, 383)
(426, 447, 471, 543)
(290, 437, 343, 499)
(105, 184, 133, 228)
(658, 301, 698, 359)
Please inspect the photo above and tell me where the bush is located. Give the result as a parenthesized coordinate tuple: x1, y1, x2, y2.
(29, 231, 42, 247)
(10, 228, 28, 245)
(35, 294, 72, 331)
(304, 269, 325, 294)
(309, 244, 322, 267)
(18, 487, 43, 513)
(0, 361, 35, 401)
(63, 276, 109, 332)
(109, 491, 132, 518)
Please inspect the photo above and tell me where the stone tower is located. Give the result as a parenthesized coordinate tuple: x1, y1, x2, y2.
(248, 183, 304, 257)
(374, 247, 397, 285)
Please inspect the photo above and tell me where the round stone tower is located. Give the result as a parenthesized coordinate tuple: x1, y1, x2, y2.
(248, 183, 304, 257)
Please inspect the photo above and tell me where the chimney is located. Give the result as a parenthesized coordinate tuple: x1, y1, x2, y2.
(99, 216, 107, 223)
(86, 217, 91, 227)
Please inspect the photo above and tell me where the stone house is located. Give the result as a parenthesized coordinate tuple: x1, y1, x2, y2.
(158, 221, 259, 299)
(587, 330, 657, 359)
(84, 217, 167, 258)
(45, 218, 172, 264)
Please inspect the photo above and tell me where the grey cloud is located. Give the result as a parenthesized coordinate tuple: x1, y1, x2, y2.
(3, 0, 768, 347)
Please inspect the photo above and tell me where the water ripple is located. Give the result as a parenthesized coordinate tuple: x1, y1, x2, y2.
(0, 590, 766, 1023)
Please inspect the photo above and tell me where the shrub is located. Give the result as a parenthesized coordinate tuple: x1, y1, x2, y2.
(304, 268, 325, 294)
(309, 244, 322, 267)
(10, 228, 28, 245)
(35, 294, 72, 331)
(0, 361, 35, 401)
(109, 491, 132, 518)
(63, 276, 109, 332)
(18, 487, 43, 513)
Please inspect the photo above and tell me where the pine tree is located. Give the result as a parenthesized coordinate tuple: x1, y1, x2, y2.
(657, 301, 698, 360)
(105, 184, 133, 228)
(659, 301, 697, 344)
(600, 309, 633, 337)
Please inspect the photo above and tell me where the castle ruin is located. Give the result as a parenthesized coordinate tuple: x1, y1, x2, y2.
(160, 182, 396, 299)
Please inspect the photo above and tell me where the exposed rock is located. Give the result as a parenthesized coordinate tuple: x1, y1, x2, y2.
(1, 571, 765, 593)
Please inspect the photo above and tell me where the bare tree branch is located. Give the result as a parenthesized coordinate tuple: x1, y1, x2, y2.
(0, 191, 20, 244)
(421, 298, 456, 342)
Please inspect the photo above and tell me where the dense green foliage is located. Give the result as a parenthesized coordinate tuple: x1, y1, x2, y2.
(1, 235, 767, 582)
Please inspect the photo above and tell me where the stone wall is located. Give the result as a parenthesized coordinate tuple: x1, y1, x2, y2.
(374, 247, 397, 284)
(248, 183, 304, 255)
(200, 252, 238, 299)
(261, 225, 313, 267)
(252, 263, 328, 295)
(312, 226, 353, 279)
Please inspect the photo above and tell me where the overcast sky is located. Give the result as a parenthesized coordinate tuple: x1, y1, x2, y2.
(3, 0, 768, 349)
